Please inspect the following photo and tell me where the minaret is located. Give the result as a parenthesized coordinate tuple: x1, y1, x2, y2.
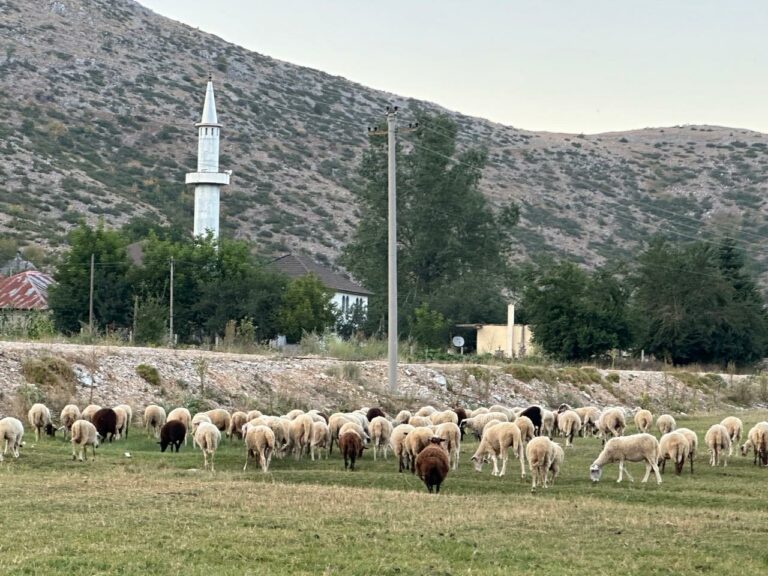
(185, 75, 230, 239)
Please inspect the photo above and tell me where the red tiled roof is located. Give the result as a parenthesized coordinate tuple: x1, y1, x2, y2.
(0, 270, 55, 310)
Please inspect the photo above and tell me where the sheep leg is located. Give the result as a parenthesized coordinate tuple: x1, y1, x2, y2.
(373, 443, 377, 462)
(491, 454, 499, 476)
(499, 452, 508, 477)
(243, 450, 250, 472)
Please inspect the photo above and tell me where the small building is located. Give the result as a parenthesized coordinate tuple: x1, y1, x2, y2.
(272, 253, 371, 314)
(459, 305, 536, 358)
(0, 270, 55, 335)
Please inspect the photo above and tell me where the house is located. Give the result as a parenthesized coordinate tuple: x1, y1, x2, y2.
(458, 305, 536, 358)
(0, 270, 55, 335)
(271, 253, 371, 314)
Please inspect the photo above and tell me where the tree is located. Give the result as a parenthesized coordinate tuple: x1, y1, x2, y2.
(277, 274, 335, 342)
(336, 300, 367, 340)
(410, 303, 450, 349)
(48, 223, 133, 334)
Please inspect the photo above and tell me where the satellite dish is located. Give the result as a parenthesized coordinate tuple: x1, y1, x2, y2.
(452, 336, 465, 348)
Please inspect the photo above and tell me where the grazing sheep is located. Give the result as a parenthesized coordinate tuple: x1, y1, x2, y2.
(469, 407, 490, 417)
(488, 405, 515, 421)
(576, 406, 601, 436)
(92, 408, 118, 442)
(190, 413, 212, 448)
(589, 433, 662, 484)
(557, 410, 582, 447)
(434, 422, 461, 470)
(144, 405, 167, 439)
(339, 430, 364, 471)
(338, 421, 369, 451)
(243, 425, 275, 472)
(0, 417, 24, 462)
(405, 427, 438, 473)
(415, 406, 437, 418)
(328, 413, 354, 455)
(720, 416, 743, 456)
(514, 416, 535, 444)
(634, 409, 653, 434)
(741, 422, 768, 466)
(429, 410, 459, 426)
(675, 428, 699, 474)
(71, 420, 99, 462)
(597, 408, 626, 444)
(272, 418, 293, 456)
(59, 404, 81, 439)
(369, 416, 393, 461)
(518, 406, 543, 435)
(205, 409, 232, 436)
(415, 437, 450, 494)
(115, 404, 133, 431)
(705, 424, 731, 467)
(390, 424, 415, 472)
(113, 406, 129, 440)
(453, 407, 468, 428)
(27, 403, 55, 441)
(366, 407, 387, 422)
(307, 410, 329, 424)
(194, 422, 221, 471)
(460, 412, 509, 440)
(284, 409, 304, 420)
(158, 420, 187, 453)
(526, 436, 559, 490)
(310, 420, 331, 461)
(394, 410, 411, 425)
(246, 409, 263, 421)
(288, 414, 313, 459)
(470, 422, 526, 479)
(549, 442, 565, 486)
(228, 411, 249, 441)
(407, 415, 432, 428)
(167, 408, 192, 446)
(541, 409, 557, 437)
(658, 431, 690, 475)
(81, 404, 102, 423)
(656, 414, 676, 436)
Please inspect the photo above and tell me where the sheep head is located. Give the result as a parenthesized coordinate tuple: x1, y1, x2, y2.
(45, 423, 56, 437)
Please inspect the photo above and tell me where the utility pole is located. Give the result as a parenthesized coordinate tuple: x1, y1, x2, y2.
(169, 256, 175, 347)
(88, 253, 95, 335)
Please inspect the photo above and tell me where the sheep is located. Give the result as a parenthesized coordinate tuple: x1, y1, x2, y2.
(589, 433, 662, 484)
(205, 409, 232, 437)
(518, 406, 544, 435)
(720, 416, 743, 456)
(369, 416, 393, 461)
(557, 410, 582, 447)
(429, 410, 459, 426)
(549, 442, 565, 486)
(514, 416, 535, 444)
(657, 431, 690, 475)
(405, 427, 438, 473)
(113, 406, 129, 440)
(469, 407, 490, 417)
(144, 405, 167, 439)
(92, 408, 118, 442)
(415, 437, 450, 493)
(246, 409, 263, 421)
(675, 428, 699, 474)
(541, 409, 557, 437)
(390, 424, 415, 472)
(167, 407, 192, 445)
(115, 404, 133, 432)
(741, 422, 768, 466)
(0, 417, 24, 462)
(288, 414, 313, 459)
(526, 436, 559, 490)
(71, 420, 99, 461)
(394, 410, 411, 425)
(470, 421, 526, 479)
(453, 407, 468, 428)
(307, 410, 329, 424)
(27, 403, 54, 441)
(194, 422, 221, 471)
(272, 418, 293, 456)
(284, 409, 304, 420)
(158, 420, 187, 453)
(59, 404, 81, 439)
(81, 404, 102, 423)
(576, 406, 601, 436)
(634, 409, 653, 434)
(434, 422, 461, 470)
(310, 420, 331, 461)
(243, 425, 275, 472)
(339, 430, 364, 471)
(415, 406, 437, 418)
(407, 415, 432, 428)
(705, 424, 731, 467)
(366, 407, 387, 422)
(190, 413, 211, 448)
(488, 405, 515, 420)
(460, 412, 509, 440)
(597, 407, 626, 444)
(656, 414, 676, 436)
(328, 413, 354, 455)
(228, 411, 249, 441)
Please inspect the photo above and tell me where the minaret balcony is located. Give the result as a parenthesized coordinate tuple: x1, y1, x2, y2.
(185, 171, 231, 185)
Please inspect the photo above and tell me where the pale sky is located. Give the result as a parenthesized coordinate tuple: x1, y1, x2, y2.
(139, 0, 768, 134)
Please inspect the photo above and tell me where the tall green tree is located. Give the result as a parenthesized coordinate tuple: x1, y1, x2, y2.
(277, 274, 336, 342)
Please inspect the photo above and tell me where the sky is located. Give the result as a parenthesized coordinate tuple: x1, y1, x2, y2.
(138, 0, 768, 134)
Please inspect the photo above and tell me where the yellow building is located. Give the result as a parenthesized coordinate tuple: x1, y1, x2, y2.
(461, 305, 536, 358)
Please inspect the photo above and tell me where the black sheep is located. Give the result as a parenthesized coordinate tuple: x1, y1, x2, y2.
(92, 408, 118, 443)
(366, 407, 386, 422)
(519, 406, 543, 436)
(44, 423, 56, 437)
(158, 420, 187, 453)
(453, 407, 468, 439)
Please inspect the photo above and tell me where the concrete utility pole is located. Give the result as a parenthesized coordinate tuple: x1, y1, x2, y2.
(169, 256, 174, 347)
(386, 107, 398, 392)
(88, 253, 95, 335)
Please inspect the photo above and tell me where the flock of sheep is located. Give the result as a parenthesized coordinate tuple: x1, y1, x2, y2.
(2, 400, 767, 493)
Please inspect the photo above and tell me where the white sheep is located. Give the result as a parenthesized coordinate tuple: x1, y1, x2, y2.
(246, 409, 263, 421)
(415, 405, 437, 417)
(657, 431, 690, 475)
(59, 404, 81, 439)
(27, 403, 53, 441)
(540, 409, 556, 437)
(328, 413, 354, 454)
(634, 409, 653, 434)
(205, 409, 232, 436)
(656, 414, 676, 436)
(243, 425, 275, 473)
(556, 410, 582, 447)
(404, 427, 437, 473)
(526, 436, 560, 490)
(194, 422, 221, 471)
(469, 407, 490, 417)
(369, 416, 393, 461)
(288, 414, 313, 459)
(113, 406, 129, 440)
(514, 415, 535, 444)
(675, 427, 699, 474)
(338, 421, 369, 446)
(576, 406, 601, 436)
(228, 411, 249, 440)
(470, 422, 526, 479)
(70, 419, 99, 462)
(394, 410, 411, 424)
(284, 409, 304, 420)
(597, 407, 626, 443)
(190, 413, 212, 449)
(549, 442, 565, 485)
(720, 416, 743, 456)
(81, 404, 102, 423)
(740, 422, 768, 465)
(589, 433, 662, 484)
(390, 424, 415, 472)
(461, 411, 509, 439)
(144, 404, 167, 439)
(429, 410, 459, 426)
(0, 417, 24, 462)
(310, 420, 331, 461)
(434, 422, 461, 470)
(704, 424, 731, 467)
(407, 415, 432, 428)
(167, 407, 192, 445)
(115, 404, 133, 429)
(488, 405, 515, 420)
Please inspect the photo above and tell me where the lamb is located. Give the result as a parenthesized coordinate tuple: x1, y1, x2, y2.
(576, 406, 601, 436)
(144, 405, 167, 439)
(720, 416, 743, 456)
(470, 421, 526, 479)
(70, 419, 99, 462)
(556, 410, 582, 447)
(415, 406, 437, 417)
(243, 425, 275, 472)
(288, 414, 313, 459)
(415, 437, 450, 493)
(741, 422, 768, 466)
(656, 414, 676, 435)
(434, 422, 461, 470)
(194, 422, 221, 471)
(0, 417, 24, 462)
(27, 403, 55, 441)
(394, 410, 411, 424)
(460, 412, 509, 440)
(405, 427, 438, 473)
(309, 420, 331, 461)
(92, 408, 118, 442)
(205, 409, 232, 436)
(657, 431, 690, 475)
(59, 404, 81, 439)
(228, 411, 249, 440)
(167, 407, 192, 445)
(526, 436, 560, 490)
(429, 410, 459, 426)
(705, 424, 731, 467)
(339, 430, 364, 471)
(369, 416, 393, 461)
(589, 433, 662, 484)
(390, 424, 415, 472)
(675, 428, 699, 474)
(158, 420, 187, 453)
(634, 409, 653, 434)
(81, 404, 102, 423)
(597, 408, 626, 444)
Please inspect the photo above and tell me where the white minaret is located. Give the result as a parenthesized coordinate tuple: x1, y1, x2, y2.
(185, 75, 230, 239)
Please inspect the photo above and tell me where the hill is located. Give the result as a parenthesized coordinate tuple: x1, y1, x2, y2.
(2, 0, 768, 277)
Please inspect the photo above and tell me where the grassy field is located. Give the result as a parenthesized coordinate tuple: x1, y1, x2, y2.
(2, 413, 768, 575)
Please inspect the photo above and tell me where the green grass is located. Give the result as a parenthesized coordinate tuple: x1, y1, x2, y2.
(2, 413, 768, 575)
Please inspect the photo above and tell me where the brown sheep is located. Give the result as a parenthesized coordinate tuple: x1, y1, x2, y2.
(339, 430, 364, 471)
(415, 437, 450, 494)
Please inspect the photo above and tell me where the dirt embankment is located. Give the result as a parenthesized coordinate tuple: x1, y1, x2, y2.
(0, 341, 758, 418)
